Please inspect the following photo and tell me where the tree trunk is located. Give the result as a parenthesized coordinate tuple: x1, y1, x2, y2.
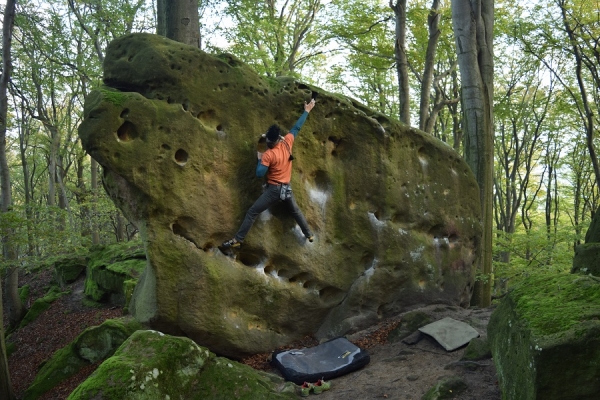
(419, 0, 442, 132)
(157, 0, 166, 36)
(91, 157, 100, 245)
(390, 0, 410, 125)
(0, 0, 18, 397)
(163, 0, 200, 48)
(451, 0, 494, 307)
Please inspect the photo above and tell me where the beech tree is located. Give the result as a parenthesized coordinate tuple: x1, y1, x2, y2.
(451, 0, 494, 306)
(157, 0, 200, 47)
(0, 0, 18, 397)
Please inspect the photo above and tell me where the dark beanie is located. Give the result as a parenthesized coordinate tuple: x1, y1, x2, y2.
(266, 124, 281, 143)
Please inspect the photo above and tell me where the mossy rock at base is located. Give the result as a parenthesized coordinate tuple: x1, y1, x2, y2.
(85, 241, 147, 305)
(460, 337, 491, 361)
(387, 311, 434, 343)
(54, 255, 87, 286)
(23, 317, 143, 400)
(421, 376, 468, 400)
(488, 273, 600, 400)
(68, 330, 297, 400)
(19, 286, 67, 329)
(6, 341, 16, 358)
(572, 243, 600, 276)
(19, 284, 30, 305)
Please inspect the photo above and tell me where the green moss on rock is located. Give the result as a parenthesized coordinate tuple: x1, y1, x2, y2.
(19, 286, 67, 329)
(85, 241, 147, 305)
(23, 317, 142, 400)
(68, 330, 296, 400)
(387, 311, 434, 343)
(422, 376, 468, 400)
(19, 284, 30, 305)
(54, 256, 87, 286)
(461, 337, 491, 361)
(572, 243, 600, 276)
(488, 273, 600, 400)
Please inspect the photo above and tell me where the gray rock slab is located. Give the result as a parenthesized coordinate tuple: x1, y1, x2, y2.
(418, 317, 480, 351)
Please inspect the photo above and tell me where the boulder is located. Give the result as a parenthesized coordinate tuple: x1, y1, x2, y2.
(78, 33, 481, 357)
(487, 273, 600, 400)
(23, 317, 142, 400)
(19, 286, 66, 329)
(54, 256, 87, 286)
(84, 241, 147, 306)
(572, 206, 600, 276)
(68, 330, 296, 399)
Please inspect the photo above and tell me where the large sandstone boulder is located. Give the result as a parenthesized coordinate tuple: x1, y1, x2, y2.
(78, 33, 481, 358)
(488, 273, 600, 399)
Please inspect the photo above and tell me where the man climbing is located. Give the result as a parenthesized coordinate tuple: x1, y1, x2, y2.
(220, 98, 316, 250)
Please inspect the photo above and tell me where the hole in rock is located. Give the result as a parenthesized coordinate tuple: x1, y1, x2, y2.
(162, 144, 171, 150)
(117, 121, 138, 142)
(288, 272, 310, 284)
(264, 264, 275, 275)
(171, 219, 200, 248)
(318, 286, 346, 304)
(174, 149, 188, 166)
(120, 108, 129, 118)
(238, 252, 262, 267)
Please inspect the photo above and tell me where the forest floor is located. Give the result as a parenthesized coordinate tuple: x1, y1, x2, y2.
(5, 269, 501, 399)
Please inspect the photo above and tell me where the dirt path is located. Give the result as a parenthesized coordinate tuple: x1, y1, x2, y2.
(294, 305, 501, 400)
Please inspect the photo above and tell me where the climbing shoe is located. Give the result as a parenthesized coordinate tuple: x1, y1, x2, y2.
(300, 382, 313, 397)
(312, 379, 331, 394)
(306, 235, 314, 243)
(220, 238, 241, 249)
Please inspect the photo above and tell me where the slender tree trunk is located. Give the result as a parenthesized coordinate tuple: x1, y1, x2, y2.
(390, 0, 410, 125)
(451, 0, 494, 307)
(0, 0, 18, 398)
(419, 0, 442, 132)
(18, 104, 35, 255)
(163, 0, 200, 48)
(91, 157, 100, 245)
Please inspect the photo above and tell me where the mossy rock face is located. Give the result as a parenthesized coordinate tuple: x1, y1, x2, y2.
(78, 33, 481, 358)
(74, 317, 144, 363)
(461, 337, 491, 361)
(19, 286, 66, 329)
(387, 311, 434, 343)
(68, 330, 296, 400)
(572, 243, 600, 276)
(54, 255, 87, 286)
(487, 273, 600, 400)
(23, 317, 142, 400)
(84, 241, 147, 304)
(422, 376, 468, 400)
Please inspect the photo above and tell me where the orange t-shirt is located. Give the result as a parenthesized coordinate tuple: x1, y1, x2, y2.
(261, 133, 295, 185)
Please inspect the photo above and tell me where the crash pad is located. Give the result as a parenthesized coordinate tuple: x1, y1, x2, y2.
(271, 337, 370, 384)
(418, 317, 480, 351)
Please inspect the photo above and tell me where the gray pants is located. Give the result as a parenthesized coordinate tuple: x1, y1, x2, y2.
(234, 183, 312, 242)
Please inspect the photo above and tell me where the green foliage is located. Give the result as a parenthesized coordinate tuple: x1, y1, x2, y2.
(216, 0, 331, 78)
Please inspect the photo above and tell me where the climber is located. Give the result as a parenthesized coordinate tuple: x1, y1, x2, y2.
(220, 98, 316, 250)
